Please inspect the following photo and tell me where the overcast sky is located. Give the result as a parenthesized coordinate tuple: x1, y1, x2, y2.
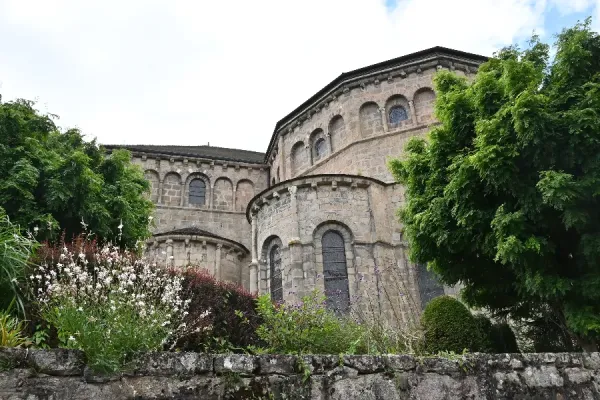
(1, 0, 598, 152)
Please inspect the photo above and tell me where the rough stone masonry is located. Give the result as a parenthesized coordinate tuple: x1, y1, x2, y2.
(1, 349, 599, 399)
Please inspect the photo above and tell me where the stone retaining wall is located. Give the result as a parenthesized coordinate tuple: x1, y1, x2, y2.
(1, 349, 599, 399)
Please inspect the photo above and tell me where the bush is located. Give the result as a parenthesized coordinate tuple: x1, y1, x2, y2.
(31, 242, 200, 372)
(174, 269, 262, 352)
(0, 302, 30, 347)
(473, 314, 519, 353)
(489, 322, 519, 353)
(421, 296, 480, 354)
(255, 290, 365, 355)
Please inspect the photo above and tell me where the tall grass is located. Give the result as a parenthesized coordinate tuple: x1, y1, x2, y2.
(0, 209, 37, 316)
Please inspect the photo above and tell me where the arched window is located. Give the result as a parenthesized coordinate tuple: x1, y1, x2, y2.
(314, 138, 327, 159)
(270, 245, 283, 302)
(322, 230, 350, 313)
(271, 177, 276, 186)
(189, 179, 206, 205)
(389, 106, 408, 124)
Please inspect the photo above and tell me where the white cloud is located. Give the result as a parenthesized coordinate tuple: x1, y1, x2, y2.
(0, 0, 597, 152)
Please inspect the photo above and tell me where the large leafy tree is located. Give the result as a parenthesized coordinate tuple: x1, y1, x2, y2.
(0, 98, 153, 247)
(389, 19, 600, 350)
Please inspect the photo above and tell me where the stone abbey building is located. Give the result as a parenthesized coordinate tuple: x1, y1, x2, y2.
(106, 47, 487, 323)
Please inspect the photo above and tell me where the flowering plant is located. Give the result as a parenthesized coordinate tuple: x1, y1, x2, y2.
(30, 240, 205, 372)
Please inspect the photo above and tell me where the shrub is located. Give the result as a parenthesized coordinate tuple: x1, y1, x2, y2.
(30, 242, 202, 372)
(255, 290, 365, 355)
(0, 209, 37, 315)
(489, 322, 519, 353)
(0, 301, 30, 347)
(174, 269, 262, 352)
(473, 314, 495, 353)
(421, 296, 480, 354)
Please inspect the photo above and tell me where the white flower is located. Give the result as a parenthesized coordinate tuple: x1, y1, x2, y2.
(33, 226, 39, 232)
(77, 307, 83, 312)
(68, 336, 76, 341)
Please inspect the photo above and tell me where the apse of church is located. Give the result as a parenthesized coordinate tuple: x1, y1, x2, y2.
(106, 47, 486, 320)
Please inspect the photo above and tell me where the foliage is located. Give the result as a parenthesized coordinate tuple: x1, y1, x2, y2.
(30, 242, 199, 372)
(488, 322, 519, 353)
(255, 290, 365, 355)
(513, 304, 579, 352)
(472, 314, 519, 353)
(389, 19, 600, 350)
(0, 208, 37, 315)
(173, 268, 262, 352)
(0, 301, 30, 347)
(421, 296, 484, 353)
(0, 98, 154, 247)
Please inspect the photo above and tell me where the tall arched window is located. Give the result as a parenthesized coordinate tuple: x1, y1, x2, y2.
(389, 106, 408, 125)
(322, 230, 350, 313)
(270, 245, 283, 302)
(189, 179, 206, 205)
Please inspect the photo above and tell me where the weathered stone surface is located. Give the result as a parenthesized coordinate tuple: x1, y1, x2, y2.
(214, 354, 257, 375)
(27, 348, 85, 376)
(0, 351, 599, 399)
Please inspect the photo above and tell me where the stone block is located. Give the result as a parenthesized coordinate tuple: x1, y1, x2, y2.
(28, 349, 85, 376)
(130, 352, 212, 376)
(214, 354, 258, 375)
(257, 355, 298, 375)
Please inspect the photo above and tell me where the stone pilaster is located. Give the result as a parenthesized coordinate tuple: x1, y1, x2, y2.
(379, 107, 388, 132)
(409, 100, 417, 125)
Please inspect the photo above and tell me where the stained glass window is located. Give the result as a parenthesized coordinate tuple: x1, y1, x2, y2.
(315, 138, 327, 159)
(270, 245, 283, 302)
(189, 179, 206, 205)
(322, 231, 350, 313)
(389, 106, 408, 125)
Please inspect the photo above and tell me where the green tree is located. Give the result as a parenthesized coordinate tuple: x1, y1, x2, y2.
(0, 98, 153, 247)
(389, 19, 600, 351)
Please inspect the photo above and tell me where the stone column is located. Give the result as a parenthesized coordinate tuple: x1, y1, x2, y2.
(306, 142, 313, 166)
(209, 184, 214, 209)
(326, 132, 333, 154)
(250, 210, 259, 293)
(232, 185, 237, 212)
(287, 185, 304, 302)
(409, 100, 417, 125)
(166, 239, 173, 267)
(278, 135, 286, 181)
(215, 244, 222, 280)
(157, 179, 164, 204)
(180, 179, 186, 207)
(288, 186, 300, 241)
(379, 107, 389, 132)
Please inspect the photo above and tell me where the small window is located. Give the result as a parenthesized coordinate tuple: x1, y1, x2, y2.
(189, 179, 206, 205)
(271, 177, 276, 186)
(315, 138, 327, 159)
(322, 230, 350, 313)
(270, 245, 283, 302)
(389, 106, 408, 125)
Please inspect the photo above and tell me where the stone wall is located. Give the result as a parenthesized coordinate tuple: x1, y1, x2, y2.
(248, 175, 429, 324)
(1, 349, 599, 399)
(267, 65, 474, 184)
(132, 155, 269, 249)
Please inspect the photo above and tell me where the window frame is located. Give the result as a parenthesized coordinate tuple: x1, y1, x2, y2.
(189, 178, 206, 206)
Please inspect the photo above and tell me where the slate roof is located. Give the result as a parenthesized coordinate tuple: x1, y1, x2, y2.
(153, 226, 249, 252)
(104, 144, 265, 164)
